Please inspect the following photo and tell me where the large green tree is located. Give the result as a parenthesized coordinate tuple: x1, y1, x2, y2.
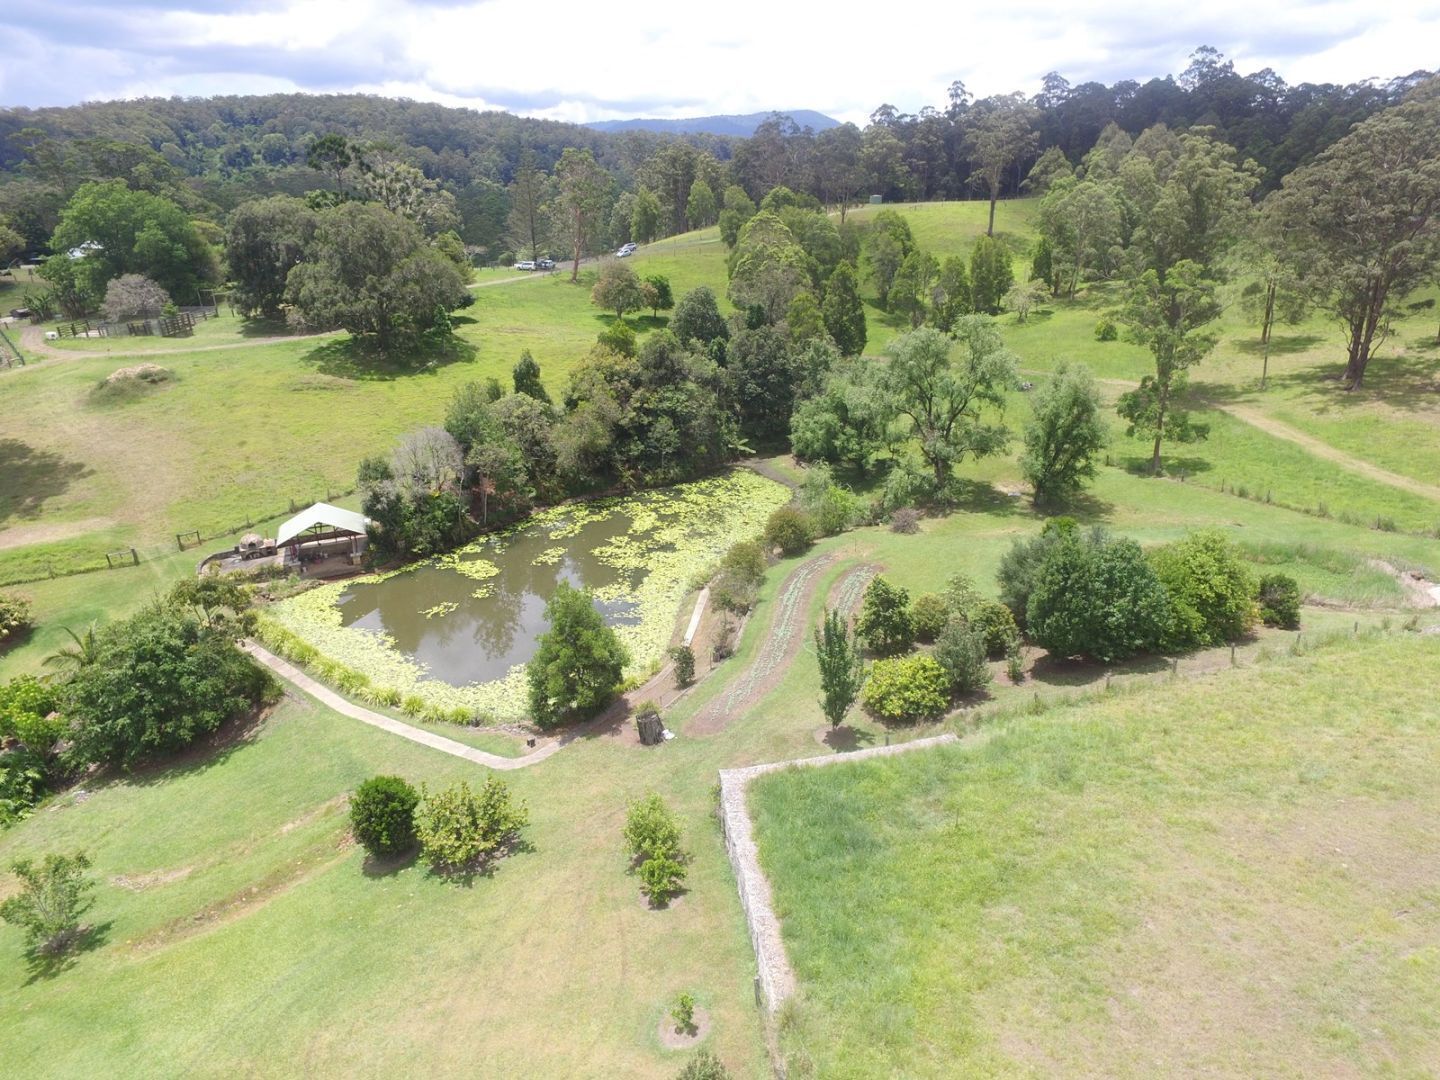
(285, 201, 470, 353)
(49, 179, 219, 304)
(1115, 261, 1217, 474)
(727, 210, 810, 323)
(883, 321, 1017, 487)
(1268, 82, 1440, 388)
(1021, 361, 1106, 504)
(554, 148, 612, 281)
(964, 94, 1040, 236)
(526, 583, 629, 727)
(821, 261, 867, 355)
(224, 195, 317, 319)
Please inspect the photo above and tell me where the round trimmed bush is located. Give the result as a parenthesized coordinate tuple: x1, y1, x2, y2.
(862, 654, 949, 721)
(350, 775, 419, 857)
(909, 593, 949, 643)
(1256, 573, 1301, 629)
(1150, 531, 1258, 648)
(763, 506, 816, 556)
(969, 599, 1020, 659)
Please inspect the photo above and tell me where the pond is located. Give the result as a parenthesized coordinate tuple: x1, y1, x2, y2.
(264, 470, 790, 719)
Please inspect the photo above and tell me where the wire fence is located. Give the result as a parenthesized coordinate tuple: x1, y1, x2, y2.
(0, 487, 359, 588)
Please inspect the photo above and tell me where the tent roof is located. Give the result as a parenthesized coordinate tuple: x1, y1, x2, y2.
(275, 502, 371, 546)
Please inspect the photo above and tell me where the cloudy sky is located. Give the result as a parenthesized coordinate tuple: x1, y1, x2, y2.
(6, 0, 1439, 123)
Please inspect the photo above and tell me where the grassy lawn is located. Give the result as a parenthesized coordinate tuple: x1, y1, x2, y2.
(0, 691, 773, 1077)
(751, 632, 1440, 1078)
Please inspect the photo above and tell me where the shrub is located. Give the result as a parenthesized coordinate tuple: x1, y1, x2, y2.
(1257, 573, 1302, 629)
(0, 851, 95, 957)
(597, 320, 637, 356)
(857, 576, 914, 655)
(63, 605, 274, 769)
(969, 599, 1020, 659)
(799, 465, 862, 537)
(415, 778, 529, 873)
(933, 617, 989, 696)
(1149, 531, 1258, 648)
(1094, 317, 1118, 341)
(712, 539, 767, 614)
(0, 592, 33, 643)
(672, 992, 697, 1035)
(623, 793, 688, 903)
(862, 655, 949, 721)
(1026, 529, 1172, 662)
(677, 1050, 731, 1080)
(623, 793, 683, 861)
(996, 517, 1080, 627)
(669, 645, 695, 687)
(909, 593, 949, 643)
(527, 582, 629, 727)
(889, 507, 921, 534)
(350, 775, 419, 857)
(813, 608, 866, 726)
(1005, 642, 1025, 683)
(401, 694, 427, 717)
(763, 506, 816, 556)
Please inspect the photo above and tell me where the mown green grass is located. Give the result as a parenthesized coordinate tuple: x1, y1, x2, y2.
(752, 632, 1440, 1078)
(0, 689, 772, 1077)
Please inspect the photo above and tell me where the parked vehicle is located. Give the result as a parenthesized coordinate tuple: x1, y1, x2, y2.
(537, 257, 556, 270)
(513, 260, 536, 271)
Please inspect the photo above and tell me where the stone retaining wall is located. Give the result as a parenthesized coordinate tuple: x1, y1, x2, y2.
(717, 732, 958, 1013)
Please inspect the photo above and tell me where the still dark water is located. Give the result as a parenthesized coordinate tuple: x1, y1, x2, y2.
(337, 510, 643, 687)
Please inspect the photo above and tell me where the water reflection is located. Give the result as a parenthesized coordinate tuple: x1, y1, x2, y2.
(336, 512, 642, 686)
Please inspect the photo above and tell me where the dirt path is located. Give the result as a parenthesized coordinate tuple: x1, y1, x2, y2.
(688, 555, 835, 736)
(242, 641, 564, 770)
(11, 322, 336, 364)
(1075, 369, 1440, 506)
(1217, 402, 1440, 504)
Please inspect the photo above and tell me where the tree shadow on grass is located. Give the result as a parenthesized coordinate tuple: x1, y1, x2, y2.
(300, 333, 477, 382)
(0, 439, 92, 524)
(938, 478, 1029, 518)
(362, 847, 418, 879)
(21, 919, 113, 985)
(1027, 652, 1170, 689)
(115, 701, 275, 791)
(1231, 333, 1325, 357)
(424, 836, 535, 888)
(1117, 453, 1214, 479)
(821, 724, 877, 752)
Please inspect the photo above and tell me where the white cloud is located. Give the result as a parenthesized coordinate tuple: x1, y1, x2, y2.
(9, 0, 1440, 118)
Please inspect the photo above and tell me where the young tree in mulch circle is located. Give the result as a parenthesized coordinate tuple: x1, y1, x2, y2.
(414, 778, 529, 875)
(622, 793, 688, 905)
(814, 607, 866, 727)
(350, 775, 420, 858)
(526, 582, 630, 728)
(0, 851, 96, 960)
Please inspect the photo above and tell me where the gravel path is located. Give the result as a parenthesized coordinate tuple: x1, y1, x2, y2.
(718, 732, 960, 1012)
(242, 641, 564, 770)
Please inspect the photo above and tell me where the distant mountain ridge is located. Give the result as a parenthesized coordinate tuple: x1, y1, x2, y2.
(585, 110, 841, 137)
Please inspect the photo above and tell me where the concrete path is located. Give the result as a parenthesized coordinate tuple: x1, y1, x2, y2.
(242, 641, 565, 770)
(717, 732, 960, 1012)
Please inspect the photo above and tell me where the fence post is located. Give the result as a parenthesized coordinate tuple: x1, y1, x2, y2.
(1170, 658, 1179, 678)
(130, 548, 139, 566)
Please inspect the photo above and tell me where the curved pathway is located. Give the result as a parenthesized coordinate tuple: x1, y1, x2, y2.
(242, 641, 564, 770)
(1073, 369, 1440, 506)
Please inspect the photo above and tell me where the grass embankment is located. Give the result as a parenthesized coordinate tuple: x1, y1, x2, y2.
(752, 632, 1440, 1078)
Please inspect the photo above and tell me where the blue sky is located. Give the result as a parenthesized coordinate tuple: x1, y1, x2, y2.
(6, 0, 1439, 123)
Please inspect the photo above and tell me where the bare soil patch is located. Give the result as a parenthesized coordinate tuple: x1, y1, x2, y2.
(658, 1006, 711, 1050)
(112, 866, 193, 891)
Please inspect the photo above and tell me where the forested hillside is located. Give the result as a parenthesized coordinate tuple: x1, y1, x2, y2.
(0, 46, 1430, 265)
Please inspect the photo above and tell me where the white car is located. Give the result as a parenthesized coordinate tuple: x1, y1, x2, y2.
(513, 260, 536, 271)
(615, 244, 635, 258)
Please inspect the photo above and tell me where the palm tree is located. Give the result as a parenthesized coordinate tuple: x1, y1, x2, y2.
(42, 623, 100, 677)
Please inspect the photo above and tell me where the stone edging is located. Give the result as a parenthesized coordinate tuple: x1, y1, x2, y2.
(717, 732, 958, 1013)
